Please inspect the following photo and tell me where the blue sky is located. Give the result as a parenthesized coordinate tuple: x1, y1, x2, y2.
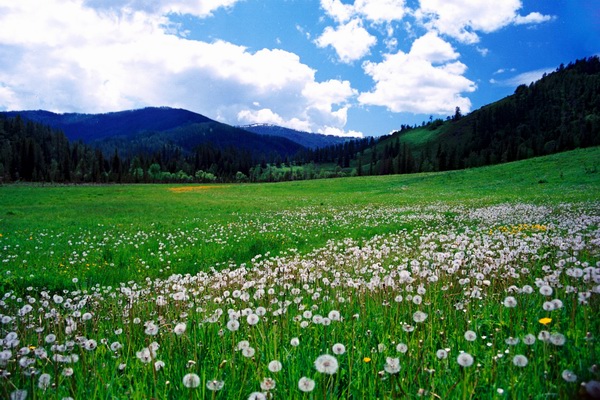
(0, 1, 598, 137)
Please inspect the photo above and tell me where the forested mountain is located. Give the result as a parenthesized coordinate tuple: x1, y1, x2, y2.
(1, 56, 598, 183)
(1, 107, 304, 159)
(240, 124, 349, 149)
(341, 56, 600, 176)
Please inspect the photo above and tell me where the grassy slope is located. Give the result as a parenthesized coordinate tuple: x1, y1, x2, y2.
(1, 147, 598, 232)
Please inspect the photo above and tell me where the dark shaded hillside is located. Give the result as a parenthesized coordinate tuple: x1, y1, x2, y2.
(240, 124, 349, 149)
(1, 107, 304, 159)
(1, 107, 211, 142)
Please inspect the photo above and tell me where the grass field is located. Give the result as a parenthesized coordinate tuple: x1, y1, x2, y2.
(0, 147, 599, 399)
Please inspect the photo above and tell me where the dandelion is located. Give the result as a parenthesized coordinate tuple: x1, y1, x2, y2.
(38, 373, 52, 389)
(268, 360, 282, 372)
(384, 357, 401, 374)
(328, 310, 341, 321)
(10, 390, 27, 400)
(464, 330, 477, 341)
(182, 373, 200, 388)
(436, 349, 448, 359)
(82, 312, 93, 321)
(154, 360, 165, 371)
(332, 343, 346, 355)
(45, 334, 56, 344)
(260, 377, 276, 391)
(110, 342, 123, 352)
(396, 343, 408, 353)
(174, 322, 186, 335)
(562, 369, 577, 382)
(505, 337, 519, 345)
(290, 337, 300, 347)
(363, 357, 371, 363)
(539, 285, 553, 296)
(413, 311, 428, 323)
(298, 377, 315, 392)
(512, 355, 528, 367)
(503, 296, 517, 307)
(247, 314, 259, 325)
(62, 368, 74, 377)
(83, 339, 97, 351)
(550, 332, 566, 346)
(206, 380, 224, 391)
(248, 392, 266, 400)
(457, 352, 474, 367)
(523, 334, 536, 345)
(542, 301, 555, 311)
(242, 347, 255, 358)
(314, 354, 338, 374)
(227, 319, 240, 332)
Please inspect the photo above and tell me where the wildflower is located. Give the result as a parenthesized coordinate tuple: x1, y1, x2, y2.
(110, 342, 123, 352)
(464, 330, 477, 341)
(457, 352, 474, 367)
(436, 349, 448, 359)
(144, 322, 159, 336)
(242, 347, 255, 358)
(562, 369, 577, 382)
(384, 357, 401, 374)
(247, 314, 259, 325)
(505, 337, 519, 345)
(332, 343, 346, 355)
(154, 360, 165, 371)
(314, 354, 338, 374)
(298, 377, 315, 392)
(512, 355, 528, 367)
(227, 319, 240, 332)
(550, 332, 566, 346)
(523, 334, 536, 345)
(542, 301, 555, 311)
(237, 340, 250, 350)
(268, 360, 282, 372)
(290, 337, 300, 347)
(363, 357, 371, 363)
(260, 377, 276, 391)
(83, 339, 97, 351)
(539, 285, 553, 296)
(10, 390, 27, 400)
(82, 312, 93, 321)
(173, 322, 186, 335)
(413, 311, 428, 323)
(182, 373, 200, 388)
(62, 368, 74, 377)
(248, 392, 267, 400)
(206, 380, 224, 391)
(45, 334, 56, 344)
(503, 296, 517, 308)
(538, 330, 551, 342)
(38, 373, 52, 389)
(328, 310, 341, 321)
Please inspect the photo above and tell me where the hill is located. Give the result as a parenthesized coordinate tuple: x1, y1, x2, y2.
(354, 56, 600, 175)
(240, 124, 349, 149)
(1, 107, 304, 159)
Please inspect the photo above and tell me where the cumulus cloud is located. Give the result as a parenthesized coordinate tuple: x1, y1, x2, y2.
(0, 0, 361, 136)
(315, 19, 377, 63)
(83, 0, 241, 19)
(358, 32, 476, 114)
(317, 0, 407, 63)
(416, 0, 555, 44)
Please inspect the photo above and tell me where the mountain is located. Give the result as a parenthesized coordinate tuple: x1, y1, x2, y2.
(240, 124, 349, 149)
(351, 56, 600, 175)
(1, 107, 304, 158)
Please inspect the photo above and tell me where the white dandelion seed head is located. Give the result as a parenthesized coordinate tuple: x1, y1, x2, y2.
(314, 354, 338, 374)
(268, 360, 283, 372)
(298, 377, 315, 392)
(260, 377, 276, 391)
(562, 369, 577, 382)
(457, 352, 474, 367)
(512, 354, 528, 367)
(396, 343, 408, 353)
(332, 343, 346, 355)
(464, 330, 477, 341)
(182, 373, 200, 388)
(206, 380, 224, 391)
(384, 357, 401, 374)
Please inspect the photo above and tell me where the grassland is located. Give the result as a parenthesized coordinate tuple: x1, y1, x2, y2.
(0, 147, 599, 399)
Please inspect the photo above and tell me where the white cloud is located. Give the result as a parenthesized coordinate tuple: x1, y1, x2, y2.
(83, 0, 241, 19)
(514, 12, 555, 25)
(493, 68, 555, 87)
(0, 0, 361, 136)
(354, 0, 407, 23)
(320, 0, 355, 23)
(359, 32, 476, 114)
(315, 19, 377, 63)
(416, 0, 555, 44)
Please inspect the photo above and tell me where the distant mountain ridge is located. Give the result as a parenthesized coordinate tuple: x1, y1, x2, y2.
(1, 107, 305, 158)
(239, 124, 350, 149)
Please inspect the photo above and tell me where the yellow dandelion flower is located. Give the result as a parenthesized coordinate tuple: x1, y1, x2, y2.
(363, 357, 371, 363)
(539, 317, 552, 325)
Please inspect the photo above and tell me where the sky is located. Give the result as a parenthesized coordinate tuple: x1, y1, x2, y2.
(0, 1, 598, 137)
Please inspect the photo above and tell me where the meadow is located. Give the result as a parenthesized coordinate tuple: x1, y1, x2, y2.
(0, 147, 599, 399)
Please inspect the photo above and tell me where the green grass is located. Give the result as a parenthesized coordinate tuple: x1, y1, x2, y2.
(0, 147, 599, 399)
